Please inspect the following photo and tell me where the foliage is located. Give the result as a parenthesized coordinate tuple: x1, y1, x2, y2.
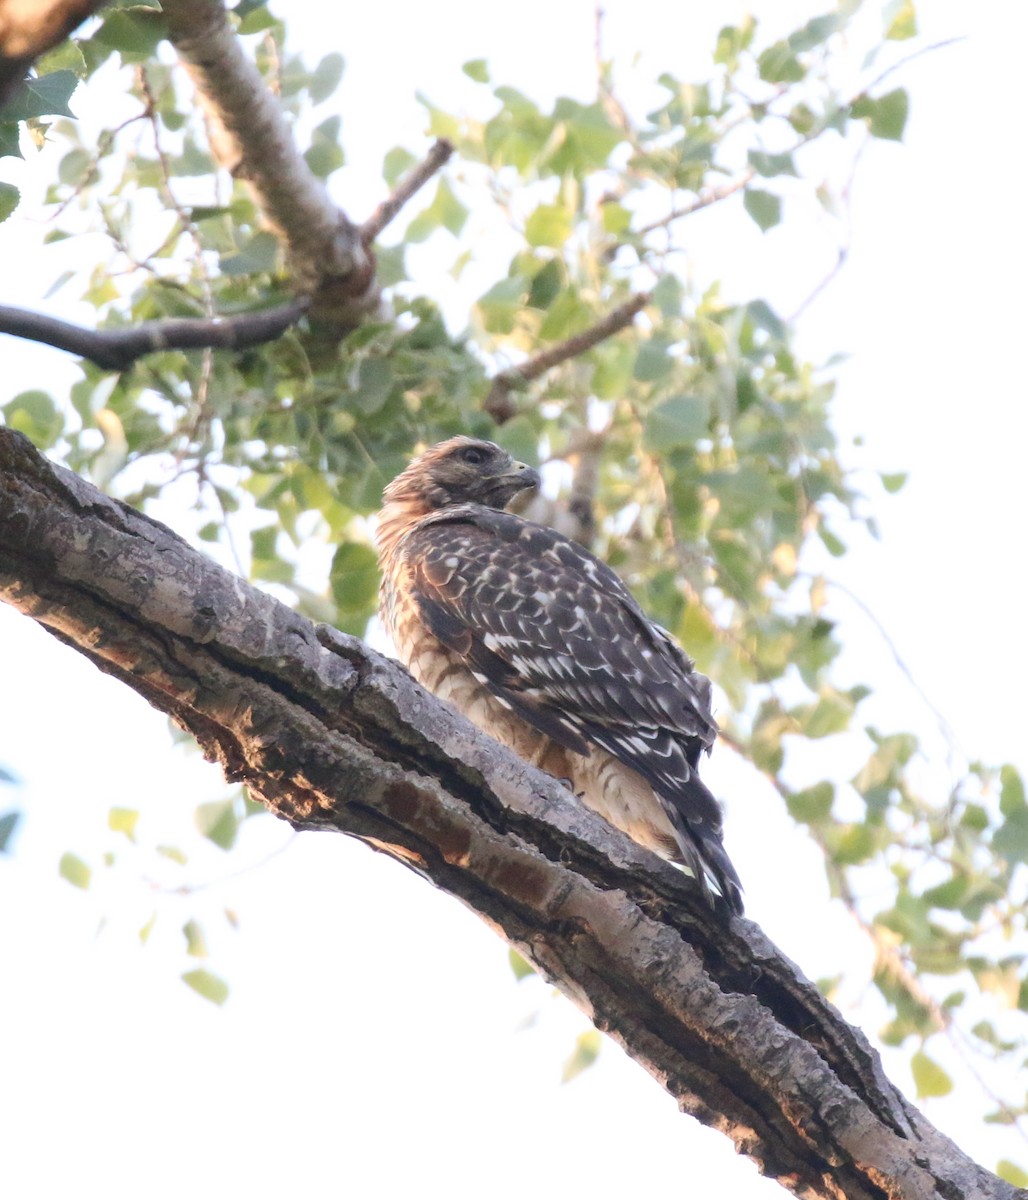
(0, 0, 1024, 1177)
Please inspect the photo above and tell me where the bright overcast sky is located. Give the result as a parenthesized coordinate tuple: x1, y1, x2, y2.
(1, 2, 1026, 1197)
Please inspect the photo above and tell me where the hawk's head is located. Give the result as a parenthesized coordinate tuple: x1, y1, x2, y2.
(384, 437, 540, 512)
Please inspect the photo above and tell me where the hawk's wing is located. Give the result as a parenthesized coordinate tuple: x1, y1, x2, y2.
(402, 504, 740, 908)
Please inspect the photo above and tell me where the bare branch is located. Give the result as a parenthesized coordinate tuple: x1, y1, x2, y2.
(360, 138, 455, 244)
(485, 292, 650, 423)
(632, 171, 755, 240)
(0, 424, 1017, 1200)
(162, 0, 377, 331)
(0, 298, 309, 370)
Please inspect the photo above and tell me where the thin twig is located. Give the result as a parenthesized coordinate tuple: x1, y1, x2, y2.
(360, 138, 455, 244)
(485, 292, 650, 423)
(862, 36, 966, 96)
(632, 171, 755, 240)
(806, 570, 962, 755)
(0, 299, 310, 370)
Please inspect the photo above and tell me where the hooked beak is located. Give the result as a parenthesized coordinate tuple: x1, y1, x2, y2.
(486, 458, 540, 510)
(508, 459, 541, 493)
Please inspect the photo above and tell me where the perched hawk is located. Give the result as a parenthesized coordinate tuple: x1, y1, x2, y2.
(376, 436, 743, 914)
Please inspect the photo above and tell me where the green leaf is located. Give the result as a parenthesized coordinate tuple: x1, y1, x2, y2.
(633, 337, 673, 382)
(220, 230, 279, 276)
(183, 918, 208, 958)
(743, 188, 781, 232)
(600, 200, 630, 235)
(789, 14, 843, 51)
(383, 146, 416, 187)
(0, 810, 20, 853)
(182, 968, 229, 1006)
(108, 806, 139, 841)
(747, 149, 797, 178)
(652, 274, 683, 318)
(885, 0, 917, 40)
(406, 177, 468, 241)
(827, 822, 877, 865)
(561, 1029, 601, 1083)
(758, 41, 804, 84)
(0, 71, 78, 120)
(0, 180, 18, 223)
(475, 275, 527, 334)
(304, 115, 344, 179)
(794, 688, 855, 738)
(993, 811, 1028, 865)
(491, 416, 539, 467)
(157, 844, 187, 865)
(880, 471, 907, 493)
(0, 121, 22, 159)
(462, 59, 489, 83)
(525, 202, 573, 248)
(195, 799, 239, 851)
(353, 357, 394, 414)
(643, 395, 709, 451)
(36, 41, 88, 78)
(310, 53, 344, 103)
(59, 852, 91, 890)
(787, 781, 834, 824)
(852, 88, 909, 141)
(4, 390, 63, 448)
(910, 1049, 953, 1098)
(330, 542, 379, 612)
(237, 0, 277, 34)
(746, 299, 787, 342)
(527, 258, 563, 309)
(508, 948, 535, 981)
(996, 1161, 1028, 1189)
(94, 8, 167, 62)
(999, 764, 1026, 815)
(139, 911, 157, 945)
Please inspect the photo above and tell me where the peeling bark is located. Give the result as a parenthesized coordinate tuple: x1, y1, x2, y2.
(0, 426, 1016, 1200)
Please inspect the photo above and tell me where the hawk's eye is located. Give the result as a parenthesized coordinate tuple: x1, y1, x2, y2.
(458, 445, 491, 466)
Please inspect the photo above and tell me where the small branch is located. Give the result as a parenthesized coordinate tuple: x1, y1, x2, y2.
(632, 171, 755, 240)
(0, 298, 309, 371)
(861, 36, 966, 96)
(360, 138, 454, 244)
(485, 292, 650, 423)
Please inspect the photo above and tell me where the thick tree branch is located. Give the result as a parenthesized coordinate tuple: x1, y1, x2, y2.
(0, 426, 1015, 1200)
(0, 297, 309, 370)
(162, 0, 377, 333)
(485, 292, 651, 423)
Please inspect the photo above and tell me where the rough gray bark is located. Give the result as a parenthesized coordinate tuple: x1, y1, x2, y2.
(0, 425, 1016, 1200)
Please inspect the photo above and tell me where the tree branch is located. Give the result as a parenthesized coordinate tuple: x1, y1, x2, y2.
(360, 137, 455, 245)
(0, 297, 310, 370)
(0, 425, 1015, 1200)
(485, 292, 651, 423)
(162, 0, 377, 333)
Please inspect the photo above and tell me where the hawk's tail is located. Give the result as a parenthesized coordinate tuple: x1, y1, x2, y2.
(662, 780, 744, 916)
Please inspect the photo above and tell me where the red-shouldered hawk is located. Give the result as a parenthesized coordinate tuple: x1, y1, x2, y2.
(377, 436, 743, 914)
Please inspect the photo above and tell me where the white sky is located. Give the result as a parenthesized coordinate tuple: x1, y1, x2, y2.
(1, 2, 1027, 1197)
